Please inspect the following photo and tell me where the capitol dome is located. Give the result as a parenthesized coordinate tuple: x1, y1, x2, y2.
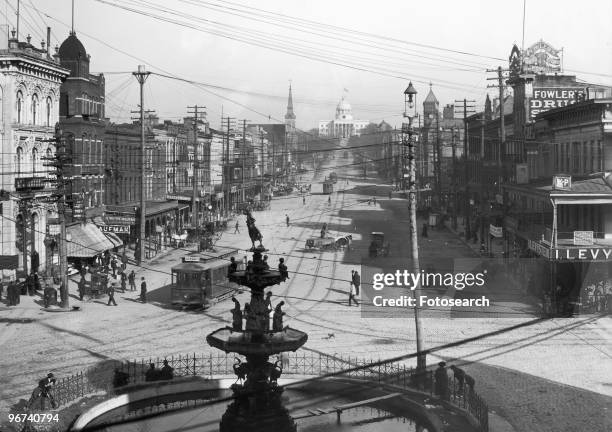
(335, 97, 353, 121)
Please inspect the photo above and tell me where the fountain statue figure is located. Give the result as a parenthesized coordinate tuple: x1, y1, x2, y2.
(244, 209, 264, 251)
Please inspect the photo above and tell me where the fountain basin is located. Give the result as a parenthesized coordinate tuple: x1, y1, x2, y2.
(206, 327, 308, 355)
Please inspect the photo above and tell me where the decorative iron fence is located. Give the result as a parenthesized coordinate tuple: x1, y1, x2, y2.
(51, 351, 489, 432)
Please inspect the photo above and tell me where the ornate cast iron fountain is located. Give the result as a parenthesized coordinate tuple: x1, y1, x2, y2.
(206, 211, 308, 432)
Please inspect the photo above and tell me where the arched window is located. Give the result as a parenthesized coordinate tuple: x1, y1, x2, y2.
(32, 148, 38, 173)
(46, 96, 52, 126)
(16, 90, 23, 123)
(32, 94, 39, 125)
(16, 147, 23, 176)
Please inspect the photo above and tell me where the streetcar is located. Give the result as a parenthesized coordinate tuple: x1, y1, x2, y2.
(171, 246, 240, 308)
(322, 180, 334, 194)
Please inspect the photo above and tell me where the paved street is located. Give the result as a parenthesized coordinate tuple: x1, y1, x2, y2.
(1, 160, 611, 432)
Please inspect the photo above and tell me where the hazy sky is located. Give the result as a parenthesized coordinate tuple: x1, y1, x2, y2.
(12, 0, 612, 131)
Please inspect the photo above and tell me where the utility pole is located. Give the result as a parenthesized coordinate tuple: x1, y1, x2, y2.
(259, 128, 265, 198)
(45, 124, 71, 308)
(272, 135, 276, 186)
(434, 112, 442, 210)
(222, 117, 235, 216)
(487, 67, 508, 190)
(403, 83, 425, 377)
(454, 98, 476, 240)
(188, 105, 205, 250)
(451, 126, 457, 230)
(241, 120, 248, 205)
(132, 65, 150, 265)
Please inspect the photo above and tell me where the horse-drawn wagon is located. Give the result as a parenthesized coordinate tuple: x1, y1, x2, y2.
(305, 236, 337, 250)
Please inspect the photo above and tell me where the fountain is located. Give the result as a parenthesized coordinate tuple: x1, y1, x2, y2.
(206, 213, 308, 432)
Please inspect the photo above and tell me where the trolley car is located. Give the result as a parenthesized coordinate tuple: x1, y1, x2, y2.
(171, 247, 240, 308)
(322, 180, 334, 194)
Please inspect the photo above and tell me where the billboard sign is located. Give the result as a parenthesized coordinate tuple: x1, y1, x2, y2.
(530, 87, 585, 119)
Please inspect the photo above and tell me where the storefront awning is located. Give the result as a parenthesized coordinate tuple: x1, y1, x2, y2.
(104, 231, 124, 249)
(66, 223, 115, 258)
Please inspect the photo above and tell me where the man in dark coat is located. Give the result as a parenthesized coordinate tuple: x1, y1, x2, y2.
(145, 363, 158, 381)
(128, 270, 136, 291)
(120, 272, 127, 292)
(160, 360, 174, 380)
(107, 283, 117, 306)
(434, 362, 450, 401)
(278, 258, 289, 281)
(140, 277, 147, 303)
(78, 277, 86, 301)
(31, 250, 40, 274)
(351, 270, 361, 296)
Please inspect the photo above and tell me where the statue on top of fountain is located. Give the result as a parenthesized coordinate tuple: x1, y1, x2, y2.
(244, 209, 264, 251)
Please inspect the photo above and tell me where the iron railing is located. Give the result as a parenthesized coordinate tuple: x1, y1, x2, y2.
(51, 351, 489, 431)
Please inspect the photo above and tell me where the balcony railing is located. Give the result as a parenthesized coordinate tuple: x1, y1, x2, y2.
(15, 176, 49, 191)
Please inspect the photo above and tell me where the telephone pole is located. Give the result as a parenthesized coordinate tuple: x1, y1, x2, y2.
(44, 125, 72, 308)
(454, 98, 476, 240)
(188, 105, 206, 250)
(402, 83, 425, 376)
(132, 65, 150, 265)
(451, 126, 458, 230)
(222, 117, 235, 216)
(240, 120, 249, 205)
(487, 67, 509, 191)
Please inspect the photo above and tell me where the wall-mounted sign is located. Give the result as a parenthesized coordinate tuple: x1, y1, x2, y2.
(183, 256, 200, 262)
(530, 87, 585, 119)
(99, 225, 131, 234)
(573, 231, 594, 246)
(522, 40, 562, 75)
(552, 174, 572, 191)
(0, 255, 19, 269)
(528, 239, 552, 259)
(489, 225, 503, 238)
(516, 163, 528, 184)
(104, 215, 135, 225)
(554, 248, 612, 261)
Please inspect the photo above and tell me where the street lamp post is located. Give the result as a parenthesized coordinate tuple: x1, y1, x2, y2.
(403, 82, 426, 376)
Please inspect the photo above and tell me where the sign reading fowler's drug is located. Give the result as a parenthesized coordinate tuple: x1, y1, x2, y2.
(530, 87, 585, 119)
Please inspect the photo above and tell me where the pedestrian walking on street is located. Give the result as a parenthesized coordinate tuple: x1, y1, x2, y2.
(140, 277, 147, 303)
(303, 196, 306, 205)
(121, 253, 128, 271)
(111, 257, 117, 276)
(286, 214, 290, 227)
(351, 270, 361, 296)
(348, 280, 359, 306)
(128, 270, 136, 291)
(78, 276, 86, 301)
(107, 284, 117, 306)
(434, 362, 450, 401)
(120, 272, 127, 292)
(328, 196, 331, 205)
(422, 223, 428, 238)
(234, 221, 240, 234)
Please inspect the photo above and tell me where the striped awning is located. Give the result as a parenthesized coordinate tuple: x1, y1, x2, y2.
(66, 223, 115, 258)
(104, 231, 124, 249)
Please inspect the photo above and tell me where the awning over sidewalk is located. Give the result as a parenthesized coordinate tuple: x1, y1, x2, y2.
(104, 231, 124, 249)
(66, 223, 115, 258)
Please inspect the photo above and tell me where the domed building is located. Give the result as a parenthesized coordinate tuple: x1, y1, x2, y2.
(319, 95, 368, 139)
(58, 30, 106, 223)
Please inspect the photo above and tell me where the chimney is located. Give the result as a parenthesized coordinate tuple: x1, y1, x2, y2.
(46, 27, 51, 56)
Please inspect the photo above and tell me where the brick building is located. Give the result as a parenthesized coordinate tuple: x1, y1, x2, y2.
(58, 31, 106, 223)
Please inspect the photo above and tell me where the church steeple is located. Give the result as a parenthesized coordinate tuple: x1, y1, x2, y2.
(285, 84, 296, 129)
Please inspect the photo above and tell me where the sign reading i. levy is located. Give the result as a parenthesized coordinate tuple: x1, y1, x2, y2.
(554, 248, 612, 261)
(530, 87, 585, 118)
